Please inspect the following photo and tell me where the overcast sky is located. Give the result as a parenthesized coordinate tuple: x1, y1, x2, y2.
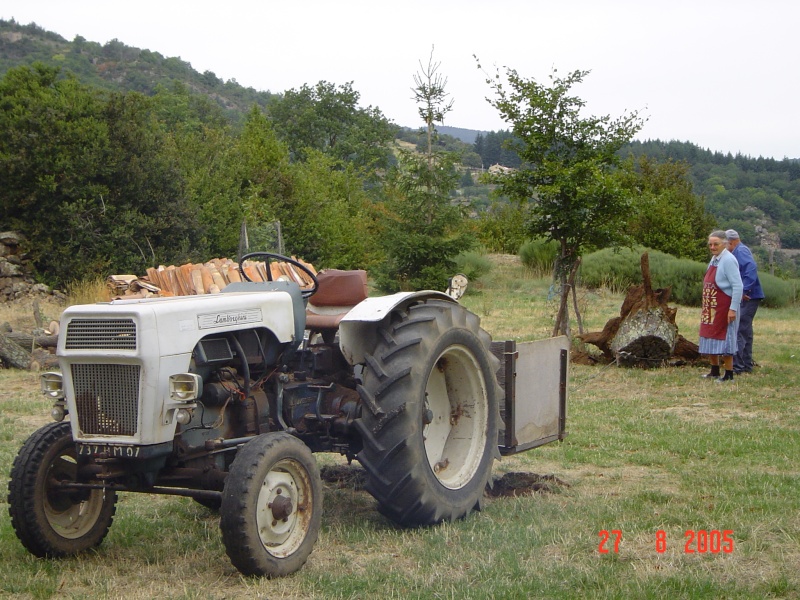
(3, 1, 798, 159)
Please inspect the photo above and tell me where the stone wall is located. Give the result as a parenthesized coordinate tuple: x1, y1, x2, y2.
(0, 232, 51, 300)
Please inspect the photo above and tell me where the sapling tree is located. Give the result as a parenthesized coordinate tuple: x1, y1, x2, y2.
(479, 63, 645, 336)
(375, 49, 472, 292)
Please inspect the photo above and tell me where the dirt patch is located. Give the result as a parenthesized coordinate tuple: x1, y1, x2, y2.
(320, 464, 570, 498)
(485, 472, 570, 497)
(320, 464, 367, 490)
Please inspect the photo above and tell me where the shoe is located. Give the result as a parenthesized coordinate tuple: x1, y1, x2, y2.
(701, 368, 721, 379)
(715, 371, 734, 383)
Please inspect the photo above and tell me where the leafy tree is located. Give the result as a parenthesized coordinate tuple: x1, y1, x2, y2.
(623, 139, 800, 249)
(620, 156, 716, 261)
(152, 83, 242, 256)
(474, 201, 530, 253)
(480, 64, 644, 336)
(96, 91, 203, 272)
(232, 106, 295, 235)
(0, 64, 205, 283)
(268, 81, 396, 173)
(288, 151, 381, 269)
(375, 50, 472, 292)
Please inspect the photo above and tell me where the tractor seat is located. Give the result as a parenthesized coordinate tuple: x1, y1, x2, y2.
(305, 269, 368, 333)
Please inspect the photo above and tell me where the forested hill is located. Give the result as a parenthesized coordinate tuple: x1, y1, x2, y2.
(463, 130, 800, 251)
(3, 18, 799, 253)
(621, 140, 800, 249)
(0, 18, 274, 122)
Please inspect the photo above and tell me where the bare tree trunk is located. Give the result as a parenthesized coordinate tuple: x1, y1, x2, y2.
(5, 332, 59, 350)
(570, 257, 584, 335)
(552, 248, 580, 339)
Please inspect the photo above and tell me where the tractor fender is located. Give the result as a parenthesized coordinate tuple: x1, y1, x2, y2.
(338, 291, 456, 365)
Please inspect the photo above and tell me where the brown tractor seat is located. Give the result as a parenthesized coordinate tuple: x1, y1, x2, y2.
(305, 269, 368, 333)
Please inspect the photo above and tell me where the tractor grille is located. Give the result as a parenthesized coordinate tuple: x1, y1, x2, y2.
(71, 364, 140, 436)
(65, 319, 137, 350)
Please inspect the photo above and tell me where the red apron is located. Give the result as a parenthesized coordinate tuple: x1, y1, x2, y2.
(700, 263, 731, 340)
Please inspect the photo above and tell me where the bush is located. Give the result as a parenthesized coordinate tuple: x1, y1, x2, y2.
(581, 247, 799, 307)
(760, 273, 798, 308)
(453, 250, 492, 282)
(519, 238, 559, 277)
(474, 202, 529, 253)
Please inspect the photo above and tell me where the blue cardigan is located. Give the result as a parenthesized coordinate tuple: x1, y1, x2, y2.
(731, 243, 765, 300)
(708, 249, 743, 312)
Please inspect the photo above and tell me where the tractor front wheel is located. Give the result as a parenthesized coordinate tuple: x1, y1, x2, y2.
(220, 432, 322, 577)
(7, 421, 117, 557)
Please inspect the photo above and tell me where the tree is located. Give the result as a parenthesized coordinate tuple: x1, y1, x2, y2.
(0, 63, 203, 284)
(621, 156, 716, 261)
(288, 151, 381, 269)
(268, 81, 396, 174)
(480, 64, 645, 336)
(153, 82, 243, 257)
(232, 106, 295, 237)
(375, 50, 472, 292)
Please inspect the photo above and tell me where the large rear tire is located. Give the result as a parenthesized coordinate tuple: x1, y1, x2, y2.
(355, 298, 500, 526)
(220, 432, 322, 577)
(7, 421, 117, 557)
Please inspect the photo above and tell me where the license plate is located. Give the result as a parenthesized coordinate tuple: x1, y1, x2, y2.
(77, 443, 141, 458)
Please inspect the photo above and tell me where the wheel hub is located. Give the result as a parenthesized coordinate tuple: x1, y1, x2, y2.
(270, 494, 294, 521)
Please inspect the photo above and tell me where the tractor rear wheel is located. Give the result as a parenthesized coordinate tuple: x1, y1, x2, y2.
(220, 432, 322, 577)
(355, 298, 500, 526)
(7, 421, 117, 557)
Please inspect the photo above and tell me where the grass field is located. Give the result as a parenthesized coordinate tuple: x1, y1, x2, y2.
(1, 258, 798, 599)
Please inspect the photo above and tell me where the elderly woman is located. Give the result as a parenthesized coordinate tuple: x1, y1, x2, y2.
(700, 230, 744, 382)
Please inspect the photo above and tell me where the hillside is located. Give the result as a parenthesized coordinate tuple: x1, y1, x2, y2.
(3, 17, 799, 265)
(0, 19, 274, 122)
(621, 140, 800, 253)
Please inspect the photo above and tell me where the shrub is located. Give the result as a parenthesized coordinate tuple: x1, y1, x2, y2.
(580, 247, 799, 307)
(760, 273, 798, 308)
(519, 238, 559, 277)
(453, 250, 492, 282)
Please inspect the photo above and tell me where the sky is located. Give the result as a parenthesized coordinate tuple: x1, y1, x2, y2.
(2, 0, 798, 160)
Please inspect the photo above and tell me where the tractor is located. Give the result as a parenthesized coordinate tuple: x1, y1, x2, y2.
(7, 253, 568, 577)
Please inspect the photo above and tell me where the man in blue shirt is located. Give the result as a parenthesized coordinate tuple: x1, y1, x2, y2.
(725, 229, 765, 373)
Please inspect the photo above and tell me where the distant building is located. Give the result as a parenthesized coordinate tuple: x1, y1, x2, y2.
(488, 163, 516, 175)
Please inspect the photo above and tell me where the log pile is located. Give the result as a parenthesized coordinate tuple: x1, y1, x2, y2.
(109, 257, 317, 299)
(0, 304, 60, 371)
(579, 253, 699, 367)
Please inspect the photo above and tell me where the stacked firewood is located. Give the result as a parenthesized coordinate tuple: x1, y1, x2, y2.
(0, 300, 60, 371)
(109, 257, 317, 299)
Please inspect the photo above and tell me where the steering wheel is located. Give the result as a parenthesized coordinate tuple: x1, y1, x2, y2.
(239, 252, 319, 299)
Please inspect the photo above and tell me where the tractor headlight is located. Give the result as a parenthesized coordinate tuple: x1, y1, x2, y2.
(40, 372, 64, 399)
(175, 408, 193, 425)
(169, 373, 202, 402)
(50, 403, 66, 422)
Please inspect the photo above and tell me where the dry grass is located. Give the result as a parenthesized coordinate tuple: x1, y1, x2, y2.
(65, 276, 111, 307)
(0, 296, 65, 333)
